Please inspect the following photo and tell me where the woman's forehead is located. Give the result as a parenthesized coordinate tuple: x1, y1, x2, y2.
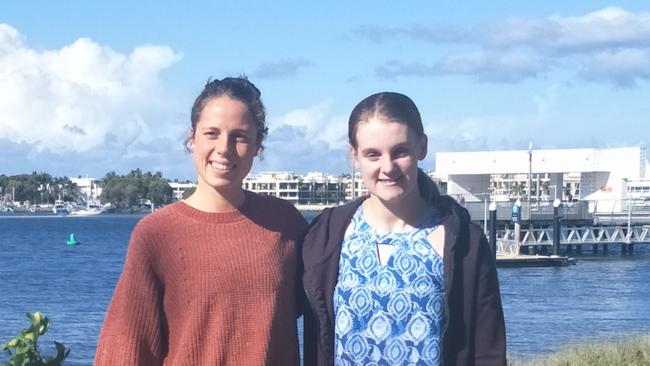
(355, 119, 419, 146)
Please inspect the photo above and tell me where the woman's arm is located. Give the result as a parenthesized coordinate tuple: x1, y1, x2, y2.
(94, 226, 165, 366)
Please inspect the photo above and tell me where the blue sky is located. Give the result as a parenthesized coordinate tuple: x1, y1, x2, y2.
(2, 1, 649, 180)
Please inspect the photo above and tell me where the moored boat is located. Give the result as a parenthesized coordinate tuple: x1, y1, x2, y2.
(69, 203, 103, 216)
(53, 200, 69, 215)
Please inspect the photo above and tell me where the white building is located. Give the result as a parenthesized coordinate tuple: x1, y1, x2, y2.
(70, 177, 102, 203)
(243, 172, 367, 205)
(435, 146, 649, 213)
(344, 172, 368, 201)
(243, 172, 301, 203)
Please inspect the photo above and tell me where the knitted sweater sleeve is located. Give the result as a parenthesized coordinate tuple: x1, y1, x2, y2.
(95, 221, 166, 366)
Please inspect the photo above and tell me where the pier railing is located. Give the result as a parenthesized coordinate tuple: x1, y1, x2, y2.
(496, 225, 650, 249)
(464, 201, 591, 222)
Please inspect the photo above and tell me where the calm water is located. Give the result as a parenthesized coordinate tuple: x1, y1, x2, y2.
(1, 214, 649, 365)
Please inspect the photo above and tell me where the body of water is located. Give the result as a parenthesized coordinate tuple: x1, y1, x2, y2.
(1, 214, 649, 364)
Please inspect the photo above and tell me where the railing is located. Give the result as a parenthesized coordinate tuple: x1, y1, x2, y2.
(496, 239, 521, 256)
(463, 200, 591, 222)
(495, 225, 650, 249)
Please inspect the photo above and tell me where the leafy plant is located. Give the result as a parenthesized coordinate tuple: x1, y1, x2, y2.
(1, 312, 70, 366)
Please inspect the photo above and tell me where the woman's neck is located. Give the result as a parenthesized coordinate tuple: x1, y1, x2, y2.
(184, 181, 245, 213)
(362, 192, 431, 234)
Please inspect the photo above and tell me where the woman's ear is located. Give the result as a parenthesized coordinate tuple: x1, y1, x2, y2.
(186, 128, 196, 152)
(418, 134, 428, 161)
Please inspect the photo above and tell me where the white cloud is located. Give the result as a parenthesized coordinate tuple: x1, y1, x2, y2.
(376, 50, 548, 82)
(350, 24, 472, 44)
(579, 48, 650, 87)
(487, 7, 650, 53)
(268, 99, 348, 149)
(0, 23, 183, 157)
(255, 100, 350, 174)
(252, 59, 312, 79)
(434, 50, 548, 82)
(370, 7, 650, 86)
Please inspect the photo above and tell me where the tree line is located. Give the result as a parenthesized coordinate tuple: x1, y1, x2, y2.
(1, 170, 179, 209)
(0, 173, 79, 204)
(100, 169, 174, 209)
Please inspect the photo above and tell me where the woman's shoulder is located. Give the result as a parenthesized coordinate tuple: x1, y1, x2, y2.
(244, 191, 309, 235)
(120, 203, 188, 261)
(247, 191, 295, 210)
(246, 191, 303, 218)
(306, 199, 364, 236)
(131, 202, 187, 236)
(140, 201, 185, 222)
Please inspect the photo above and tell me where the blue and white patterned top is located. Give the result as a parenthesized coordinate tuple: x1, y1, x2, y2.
(333, 205, 446, 366)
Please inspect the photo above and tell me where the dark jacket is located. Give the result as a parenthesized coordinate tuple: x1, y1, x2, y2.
(301, 196, 506, 366)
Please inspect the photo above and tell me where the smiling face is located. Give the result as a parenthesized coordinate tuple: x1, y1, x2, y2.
(190, 96, 259, 199)
(351, 116, 427, 205)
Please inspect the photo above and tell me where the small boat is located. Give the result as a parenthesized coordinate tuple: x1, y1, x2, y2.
(69, 203, 103, 216)
(67, 233, 79, 246)
(69, 207, 102, 216)
(53, 200, 69, 215)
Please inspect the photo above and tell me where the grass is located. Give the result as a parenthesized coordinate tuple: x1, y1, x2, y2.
(509, 335, 650, 366)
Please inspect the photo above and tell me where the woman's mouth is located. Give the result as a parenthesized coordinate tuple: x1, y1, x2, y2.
(210, 161, 235, 171)
(378, 177, 401, 185)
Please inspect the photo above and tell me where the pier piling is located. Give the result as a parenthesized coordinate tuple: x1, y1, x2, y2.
(553, 203, 561, 256)
(489, 205, 497, 260)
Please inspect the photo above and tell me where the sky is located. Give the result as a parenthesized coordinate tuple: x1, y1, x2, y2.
(1, 1, 650, 180)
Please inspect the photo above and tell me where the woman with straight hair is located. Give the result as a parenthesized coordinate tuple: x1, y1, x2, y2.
(95, 76, 307, 365)
(302, 92, 506, 365)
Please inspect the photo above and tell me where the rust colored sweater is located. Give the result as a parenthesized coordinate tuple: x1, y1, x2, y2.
(95, 192, 308, 366)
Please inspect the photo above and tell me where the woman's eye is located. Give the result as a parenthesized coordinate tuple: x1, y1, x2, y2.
(204, 131, 218, 138)
(393, 149, 409, 158)
(365, 152, 380, 160)
(234, 134, 250, 143)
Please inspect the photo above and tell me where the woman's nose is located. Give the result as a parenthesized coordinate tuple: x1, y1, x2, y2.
(215, 135, 232, 155)
(380, 157, 396, 174)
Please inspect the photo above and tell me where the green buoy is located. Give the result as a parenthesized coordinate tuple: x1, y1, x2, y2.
(67, 233, 79, 246)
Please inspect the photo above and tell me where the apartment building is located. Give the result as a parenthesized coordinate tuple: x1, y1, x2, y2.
(243, 172, 349, 205)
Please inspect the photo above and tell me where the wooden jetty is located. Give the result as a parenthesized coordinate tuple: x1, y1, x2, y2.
(496, 254, 576, 268)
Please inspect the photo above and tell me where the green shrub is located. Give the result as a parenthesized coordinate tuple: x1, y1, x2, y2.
(510, 335, 650, 366)
(1, 312, 70, 366)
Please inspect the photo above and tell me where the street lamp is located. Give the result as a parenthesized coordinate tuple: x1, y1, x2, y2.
(553, 198, 562, 256)
(489, 201, 497, 259)
(627, 197, 632, 244)
(513, 198, 522, 244)
(527, 141, 533, 203)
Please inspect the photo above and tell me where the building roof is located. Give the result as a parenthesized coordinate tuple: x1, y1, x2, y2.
(435, 146, 647, 177)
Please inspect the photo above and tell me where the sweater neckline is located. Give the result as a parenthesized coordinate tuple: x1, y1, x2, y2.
(173, 191, 256, 224)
